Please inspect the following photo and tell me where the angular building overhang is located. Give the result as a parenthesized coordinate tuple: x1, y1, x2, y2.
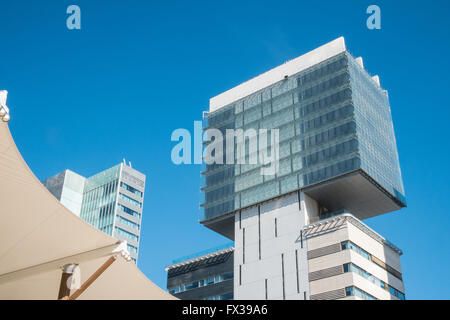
(302, 169, 406, 221)
(201, 212, 236, 240)
(201, 170, 406, 241)
(0, 108, 174, 300)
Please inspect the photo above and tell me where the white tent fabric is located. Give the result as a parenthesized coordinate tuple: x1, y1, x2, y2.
(0, 119, 174, 300)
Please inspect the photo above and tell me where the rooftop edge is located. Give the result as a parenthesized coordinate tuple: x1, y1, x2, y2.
(209, 37, 347, 113)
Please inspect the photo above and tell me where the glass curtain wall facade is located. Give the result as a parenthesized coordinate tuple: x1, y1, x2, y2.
(79, 164, 145, 263)
(80, 164, 121, 236)
(201, 52, 405, 223)
(44, 163, 146, 264)
(347, 57, 405, 203)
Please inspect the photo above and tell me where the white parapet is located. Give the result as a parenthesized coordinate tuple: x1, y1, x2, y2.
(355, 57, 364, 69)
(0, 90, 7, 107)
(372, 75, 381, 87)
(209, 37, 347, 113)
(0, 90, 10, 122)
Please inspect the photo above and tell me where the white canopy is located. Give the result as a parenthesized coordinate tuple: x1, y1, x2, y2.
(0, 118, 174, 300)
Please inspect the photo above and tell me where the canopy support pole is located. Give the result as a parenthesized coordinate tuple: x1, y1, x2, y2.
(58, 264, 78, 300)
(68, 256, 116, 300)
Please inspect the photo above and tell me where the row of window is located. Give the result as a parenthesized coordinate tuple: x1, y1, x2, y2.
(204, 199, 234, 220)
(345, 286, 376, 300)
(343, 263, 405, 300)
(202, 292, 233, 300)
(120, 182, 143, 198)
(118, 203, 141, 219)
(99, 224, 113, 236)
(205, 183, 234, 203)
(117, 215, 140, 231)
(341, 241, 402, 280)
(205, 166, 235, 187)
(203, 123, 355, 198)
(301, 104, 353, 134)
(80, 179, 118, 228)
(302, 121, 356, 150)
(127, 244, 138, 255)
(207, 108, 234, 127)
(168, 272, 233, 294)
(300, 55, 348, 86)
(302, 138, 358, 168)
(204, 155, 359, 218)
(300, 88, 351, 117)
(302, 72, 349, 101)
(341, 241, 370, 259)
(119, 193, 142, 208)
(207, 56, 348, 130)
(302, 157, 360, 186)
(114, 226, 139, 243)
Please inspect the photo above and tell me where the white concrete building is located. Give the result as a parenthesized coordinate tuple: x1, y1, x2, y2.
(305, 214, 404, 300)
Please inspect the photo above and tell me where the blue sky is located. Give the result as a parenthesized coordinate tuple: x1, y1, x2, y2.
(1, 0, 449, 299)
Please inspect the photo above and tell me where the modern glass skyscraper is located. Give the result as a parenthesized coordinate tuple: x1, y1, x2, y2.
(42, 161, 146, 263)
(201, 37, 405, 239)
(198, 37, 406, 300)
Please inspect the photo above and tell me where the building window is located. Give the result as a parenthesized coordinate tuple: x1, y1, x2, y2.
(345, 286, 377, 300)
(120, 182, 143, 197)
(343, 263, 405, 300)
(341, 240, 402, 281)
(127, 244, 138, 254)
(114, 227, 139, 242)
(341, 240, 371, 260)
(117, 215, 140, 230)
(345, 286, 354, 297)
(119, 193, 142, 208)
(202, 292, 233, 300)
(168, 272, 233, 294)
(389, 285, 406, 300)
(185, 282, 199, 290)
(117, 204, 141, 219)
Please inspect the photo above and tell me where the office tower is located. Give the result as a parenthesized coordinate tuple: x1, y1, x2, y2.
(42, 169, 86, 216)
(42, 161, 145, 263)
(166, 245, 234, 300)
(200, 37, 406, 300)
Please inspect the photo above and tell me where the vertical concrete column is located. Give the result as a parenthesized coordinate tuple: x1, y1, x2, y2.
(234, 192, 319, 300)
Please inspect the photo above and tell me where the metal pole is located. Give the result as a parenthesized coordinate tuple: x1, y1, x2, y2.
(58, 264, 79, 300)
(68, 256, 116, 300)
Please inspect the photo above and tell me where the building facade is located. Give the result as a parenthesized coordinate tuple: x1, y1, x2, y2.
(166, 246, 234, 300)
(305, 214, 405, 300)
(42, 161, 146, 263)
(199, 37, 406, 300)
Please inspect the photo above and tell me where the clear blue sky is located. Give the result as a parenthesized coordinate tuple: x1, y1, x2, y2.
(1, 0, 449, 299)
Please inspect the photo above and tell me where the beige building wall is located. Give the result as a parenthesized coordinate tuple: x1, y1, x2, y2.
(305, 215, 405, 300)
